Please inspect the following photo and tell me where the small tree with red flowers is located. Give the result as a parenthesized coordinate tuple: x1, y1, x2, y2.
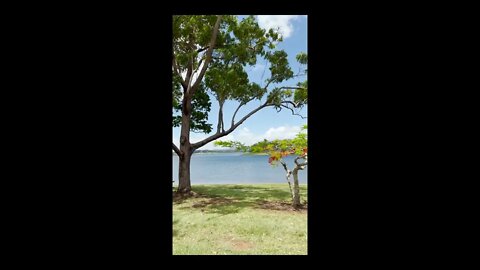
(215, 125, 307, 208)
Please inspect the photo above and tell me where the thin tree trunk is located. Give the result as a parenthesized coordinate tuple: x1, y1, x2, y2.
(217, 100, 224, 133)
(292, 168, 301, 208)
(280, 160, 295, 204)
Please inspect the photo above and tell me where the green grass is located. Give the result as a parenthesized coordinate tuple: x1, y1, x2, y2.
(173, 184, 307, 255)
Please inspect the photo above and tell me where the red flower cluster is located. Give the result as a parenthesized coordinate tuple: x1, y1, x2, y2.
(267, 148, 307, 164)
(268, 156, 279, 164)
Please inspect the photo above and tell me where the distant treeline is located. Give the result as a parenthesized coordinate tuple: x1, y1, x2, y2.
(172, 149, 239, 155)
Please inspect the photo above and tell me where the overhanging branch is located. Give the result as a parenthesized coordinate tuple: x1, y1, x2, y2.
(294, 156, 308, 168)
(264, 78, 275, 90)
(172, 143, 182, 156)
(278, 86, 306, 90)
(280, 104, 307, 119)
(191, 101, 271, 150)
(231, 102, 244, 127)
(229, 102, 270, 132)
(231, 97, 255, 126)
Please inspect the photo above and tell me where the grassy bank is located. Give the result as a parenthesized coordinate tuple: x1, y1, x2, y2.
(173, 184, 307, 255)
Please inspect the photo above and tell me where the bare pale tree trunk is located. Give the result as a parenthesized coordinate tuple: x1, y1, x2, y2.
(280, 161, 295, 204)
(292, 167, 301, 208)
(280, 155, 307, 209)
(292, 155, 307, 208)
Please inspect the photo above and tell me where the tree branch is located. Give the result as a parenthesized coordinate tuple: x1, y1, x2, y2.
(291, 71, 307, 78)
(294, 156, 308, 168)
(197, 46, 209, 53)
(280, 160, 291, 178)
(278, 86, 306, 90)
(193, 49, 209, 75)
(217, 100, 225, 134)
(221, 114, 225, 133)
(229, 102, 270, 132)
(230, 97, 255, 126)
(195, 58, 205, 75)
(231, 102, 244, 127)
(191, 102, 271, 149)
(172, 57, 187, 89)
(186, 55, 196, 93)
(172, 143, 182, 156)
(190, 15, 223, 95)
(197, 44, 224, 53)
(280, 104, 307, 119)
(264, 78, 275, 90)
(280, 159, 294, 198)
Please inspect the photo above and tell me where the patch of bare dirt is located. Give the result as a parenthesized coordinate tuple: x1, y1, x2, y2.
(173, 191, 209, 203)
(254, 200, 308, 212)
(192, 197, 235, 208)
(225, 238, 254, 251)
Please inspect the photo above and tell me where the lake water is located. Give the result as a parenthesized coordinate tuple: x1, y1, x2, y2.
(172, 152, 307, 184)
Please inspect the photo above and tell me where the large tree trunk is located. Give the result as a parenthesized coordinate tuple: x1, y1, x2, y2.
(177, 149, 192, 193)
(176, 94, 193, 194)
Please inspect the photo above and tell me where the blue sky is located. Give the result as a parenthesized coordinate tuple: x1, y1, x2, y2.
(174, 15, 308, 150)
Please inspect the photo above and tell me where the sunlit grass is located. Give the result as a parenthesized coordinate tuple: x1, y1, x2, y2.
(173, 184, 307, 255)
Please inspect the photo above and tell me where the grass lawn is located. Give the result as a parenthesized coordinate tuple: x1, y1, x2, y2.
(173, 184, 307, 255)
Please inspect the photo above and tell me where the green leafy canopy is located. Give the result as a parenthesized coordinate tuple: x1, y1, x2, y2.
(215, 125, 308, 157)
(173, 15, 307, 134)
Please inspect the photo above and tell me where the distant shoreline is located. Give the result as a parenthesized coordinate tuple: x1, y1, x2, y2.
(172, 151, 268, 156)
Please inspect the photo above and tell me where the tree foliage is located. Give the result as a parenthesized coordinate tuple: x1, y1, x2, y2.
(172, 82, 212, 133)
(173, 15, 307, 135)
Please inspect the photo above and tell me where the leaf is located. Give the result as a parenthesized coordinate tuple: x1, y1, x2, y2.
(296, 52, 308, 65)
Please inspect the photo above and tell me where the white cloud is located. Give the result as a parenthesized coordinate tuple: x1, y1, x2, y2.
(235, 127, 257, 146)
(257, 15, 301, 39)
(231, 125, 303, 144)
(263, 125, 302, 141)
(238, 127, 251, 136)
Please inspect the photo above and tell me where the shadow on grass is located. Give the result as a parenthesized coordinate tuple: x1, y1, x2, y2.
(198, 199, 253, 216)
(193, 185, 295, 201)
(173, 219, 179, 237)
(174, 185, 308, 215)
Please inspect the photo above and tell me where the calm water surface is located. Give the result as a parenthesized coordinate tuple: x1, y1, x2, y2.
(172, 152, 307, 184)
